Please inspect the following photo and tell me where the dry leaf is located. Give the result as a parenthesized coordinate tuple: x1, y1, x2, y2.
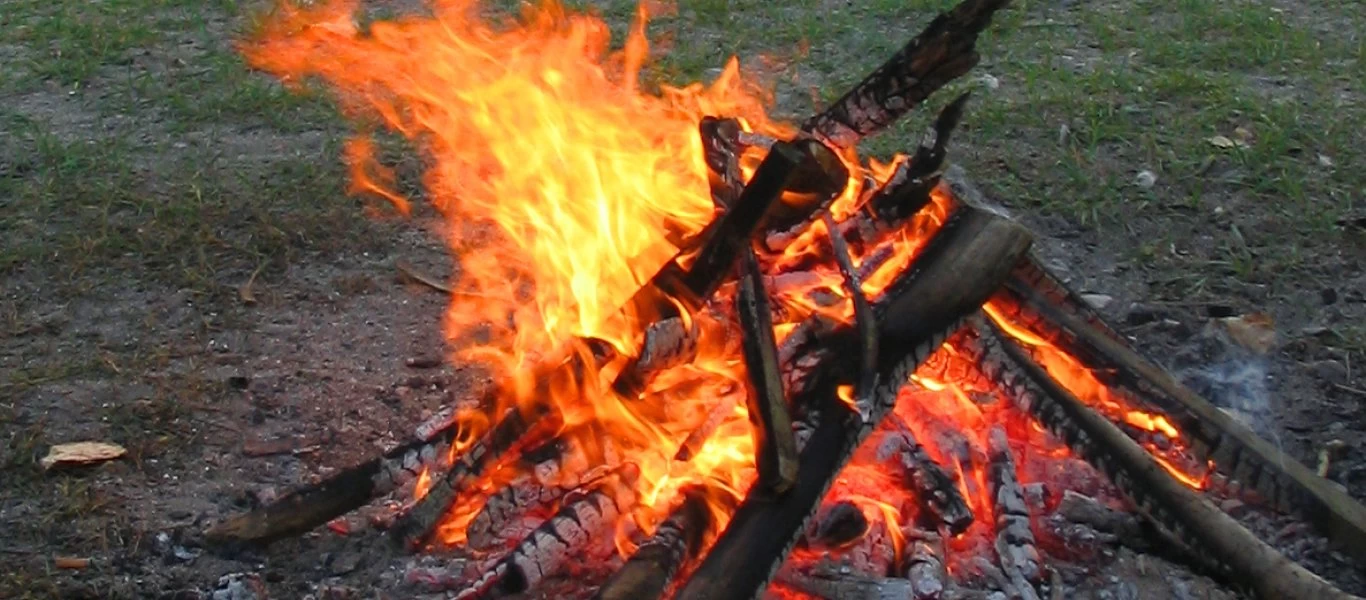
(1134, 170, 1157, 189)
(41, 441, 127, 470)
(1318, 153, 1334, 167)
(53, 556, 90, 569)
(1219, 313, 1277, 354)
(1233, 126, 1254, 144)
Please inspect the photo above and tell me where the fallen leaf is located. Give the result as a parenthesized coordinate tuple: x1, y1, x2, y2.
(1133, 170, 1157, 189)
(54, 556, 90, 569)
(1207, 135, 1251, 150)
(1219, 313, 1277, 354)
(1318, 153, 1334, 167)
(1233, 126, 1254, 144)
(41, 441, 126, 470)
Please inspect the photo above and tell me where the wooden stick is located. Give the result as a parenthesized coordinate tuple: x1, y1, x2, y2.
(800, 0, 1009, 149)
(675, 206, 1032, 600)
(737, 246, 799, 495)
(1000, 276, 1366, 565)
(699, 116, 744, 210)
(980, 318, 1362, 600)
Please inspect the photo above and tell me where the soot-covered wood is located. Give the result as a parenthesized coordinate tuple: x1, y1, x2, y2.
(800, 0, 1009, 149)
(737, 246, 800, 495)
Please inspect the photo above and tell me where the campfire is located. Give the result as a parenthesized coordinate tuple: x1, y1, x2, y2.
(208, 0, 1366, 598)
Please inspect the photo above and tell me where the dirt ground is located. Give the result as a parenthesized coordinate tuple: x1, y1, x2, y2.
(2, 0, 1363, 598)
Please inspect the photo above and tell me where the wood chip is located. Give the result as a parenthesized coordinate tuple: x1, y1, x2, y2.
(41, 442, 126, 471)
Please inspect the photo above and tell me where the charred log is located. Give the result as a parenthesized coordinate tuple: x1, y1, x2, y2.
(594, 486, 712, 600)
(459, 467, 639, 599)
(390, 405, 548, 550)
(986, 426, 1043, 600)
(811, 500, 871, 548)
(700, 116, 744, 210)
(976, 317, 1362, 600)
(774, 567, 915, 600)
(880, 416, 974, 535)
(998, 274, 1366, 565)
(737, 246, 800, 495)
(675, 207, 1032, 600)
(901, 534, 949, 600)
(612, 316, 701, 399)
(205, 420, 454, 549)
(800, 0, 1008, 149)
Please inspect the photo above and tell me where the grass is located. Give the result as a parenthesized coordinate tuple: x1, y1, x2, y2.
(0, 0, 1363, 595)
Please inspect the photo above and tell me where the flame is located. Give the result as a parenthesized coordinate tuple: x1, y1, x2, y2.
(982, 299, 1206, 488)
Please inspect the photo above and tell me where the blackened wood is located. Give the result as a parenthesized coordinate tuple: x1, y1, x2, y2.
(800, 0, 1008, 149)
(980, 319, 1362, 600)
(985, 426, 1043, 600)
(612, 316, 700, 399)
(824, 212, 878, 419)
(389, 405, 546, 550)
(737, 246, 799, 495)
(700, 117, 744, 210)
(880, 416, 974, 535)
(999, 276, 1366, 565)
(759, 138, 850, 238)
(869, 92, 970, 223)
(902, 536, 948, 600)
(679, 141, 805, 301)
(205, 422, 453, 548)
(774, 569, 914, 600)
(594, 486, 712, 600)
(811, 500, 870, 547)
(457, 470, 637, 600)
(676, 207, 1031, 600)
(1006, 254, 1125, 342)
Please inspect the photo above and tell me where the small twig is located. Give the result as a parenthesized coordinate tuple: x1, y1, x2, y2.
(1334, 383, 1366, 397)
(822, 213, 877, 417)
(395, 259, 451, 294)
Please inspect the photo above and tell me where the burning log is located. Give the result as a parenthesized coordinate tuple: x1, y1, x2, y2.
(976, 316, 1363, 600)
(985, 426, 1043, 600)
(675, 205, 1033, 600)
(737, 246, 800, 495)
(800, 0, 1009, 150)
(459, 465, 640, 600)
(205, 424, 452, 548)
(593, 486, 713, 600)
(699, 116, 744, 210)
(810, 500, 870, 548)
(611, 316, 701, 400)
(391, 405, 550, 550)
(879, 416, 974, 535)
(998, 274, 1366, 564)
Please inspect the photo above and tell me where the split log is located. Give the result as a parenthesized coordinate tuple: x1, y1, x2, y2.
(737, 246, 799, 495)
(977, 317, 1362, 600)
(880, 416, 974, 535)
(998, 276, 1366, 564)
(985, 426, 1043, 600)
(594, 486, 713, 600)
(674, 206, 1032, 600)
(800, 0, 1008, 149)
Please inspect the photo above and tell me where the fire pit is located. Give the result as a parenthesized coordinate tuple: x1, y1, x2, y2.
(206, 0, 1366, 598)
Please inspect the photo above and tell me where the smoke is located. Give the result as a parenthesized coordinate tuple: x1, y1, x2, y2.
(1172, 321, 1280, 445)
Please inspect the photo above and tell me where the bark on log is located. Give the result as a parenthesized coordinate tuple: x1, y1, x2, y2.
(674, 206, 1032, 600)
(978, 318, 1362, 600)
(800, 0, 1008, 149)
(737, 246, 800, 495)
(999, 276, 1366, 565)
(700, 116, 744, 210)
(594, 486, 713, 600)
